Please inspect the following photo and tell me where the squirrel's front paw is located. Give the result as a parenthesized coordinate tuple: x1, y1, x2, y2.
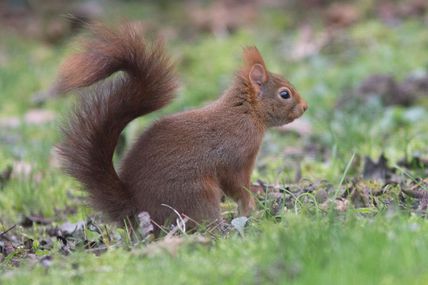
(238, 196, 256, 216)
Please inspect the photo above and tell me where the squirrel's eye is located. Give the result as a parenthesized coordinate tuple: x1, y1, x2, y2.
(279, 90, 290, 99)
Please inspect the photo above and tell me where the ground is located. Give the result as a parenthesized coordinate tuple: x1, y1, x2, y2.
(1, 1, 428, 284)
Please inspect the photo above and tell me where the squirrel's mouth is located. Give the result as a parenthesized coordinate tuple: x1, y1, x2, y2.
(290, 105, 306, 121)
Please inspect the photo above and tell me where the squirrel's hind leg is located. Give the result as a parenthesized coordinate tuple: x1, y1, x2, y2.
(182, 177, 223, 230)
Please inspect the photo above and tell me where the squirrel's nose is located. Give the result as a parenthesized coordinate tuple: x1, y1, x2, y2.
(301, 101, 308, 112)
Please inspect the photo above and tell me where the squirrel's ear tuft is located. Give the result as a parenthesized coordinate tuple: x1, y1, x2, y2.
(242, 46, 268, 85)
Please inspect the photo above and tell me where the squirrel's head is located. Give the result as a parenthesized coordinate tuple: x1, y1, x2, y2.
(239, 47, 308, 127)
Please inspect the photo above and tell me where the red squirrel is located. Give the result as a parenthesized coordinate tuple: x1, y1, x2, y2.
(56, 23, 308, 229)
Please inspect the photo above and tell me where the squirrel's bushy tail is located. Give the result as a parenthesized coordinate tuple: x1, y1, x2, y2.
(57, 24, 178, 221)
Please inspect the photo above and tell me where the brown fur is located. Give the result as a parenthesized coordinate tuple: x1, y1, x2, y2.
(57, 23, 308, 229)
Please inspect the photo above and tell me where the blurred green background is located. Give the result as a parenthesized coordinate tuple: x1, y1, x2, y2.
(1, 1, 428, 284)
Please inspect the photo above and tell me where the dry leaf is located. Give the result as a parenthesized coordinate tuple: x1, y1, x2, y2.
(137, 212, 154, 238)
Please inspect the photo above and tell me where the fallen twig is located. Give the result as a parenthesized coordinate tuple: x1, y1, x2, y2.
(0, 224, 16, 237)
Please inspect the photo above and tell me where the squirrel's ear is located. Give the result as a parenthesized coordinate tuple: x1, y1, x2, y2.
(249, 64, 267, 86)
(242, 46, 268, 87)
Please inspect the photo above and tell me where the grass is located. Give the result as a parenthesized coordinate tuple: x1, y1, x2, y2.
(3, 214, 428, 285)
(1, 1, 428, 284)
